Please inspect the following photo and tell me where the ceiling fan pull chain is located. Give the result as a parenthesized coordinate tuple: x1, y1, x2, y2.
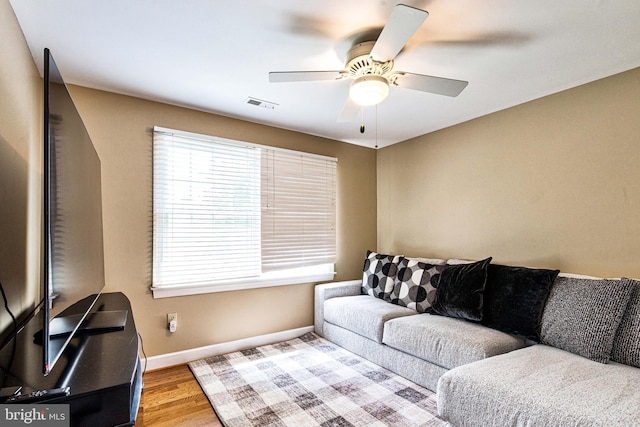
(375, 105, 378, 149)
(360, 108, 365, 133)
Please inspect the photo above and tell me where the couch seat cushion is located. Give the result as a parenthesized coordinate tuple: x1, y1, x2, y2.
(437, 344, 640, 427)
(323, 295, 417, 343)
(382, 314, 527, 369)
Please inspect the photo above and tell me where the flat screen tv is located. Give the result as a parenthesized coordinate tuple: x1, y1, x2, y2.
(42, 48, 108, 375)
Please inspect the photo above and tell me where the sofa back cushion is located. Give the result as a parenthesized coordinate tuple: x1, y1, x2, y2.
(386, 257, 445, 313)
(611, 279, 640, 367)
(482, 265, 559, 341)
(361, 250, 402, 299)
(540, 276, 634, 363)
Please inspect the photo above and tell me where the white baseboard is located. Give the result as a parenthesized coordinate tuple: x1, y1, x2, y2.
(142, 325, 314, 371)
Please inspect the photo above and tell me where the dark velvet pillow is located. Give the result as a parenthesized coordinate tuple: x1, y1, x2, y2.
(432, 257, 492, 321)
(482, 264, 559, 341)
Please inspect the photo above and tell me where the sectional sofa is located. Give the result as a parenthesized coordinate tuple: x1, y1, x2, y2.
(314, 251, 640, 426)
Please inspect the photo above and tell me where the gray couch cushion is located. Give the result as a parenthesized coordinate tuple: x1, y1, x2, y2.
(437, 344, 640, 427)
(323, 295, 417, 343)
(382, 314, 527, 369)
(540, 276, 634, 363)
(323, 322, 448, 392)
(611, 279, 640, 367)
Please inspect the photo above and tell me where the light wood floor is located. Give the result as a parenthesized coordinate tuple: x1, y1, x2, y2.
(137, 364, 221, 426)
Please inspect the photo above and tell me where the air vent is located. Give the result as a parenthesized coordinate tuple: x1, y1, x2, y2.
(245, 97, 278, 110)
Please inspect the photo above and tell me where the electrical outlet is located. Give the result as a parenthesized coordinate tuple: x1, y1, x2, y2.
(167, 312, 177, 333)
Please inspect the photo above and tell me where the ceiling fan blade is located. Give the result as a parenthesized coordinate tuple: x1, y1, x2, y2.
(269, 71, 344, 83)
(394, 72, 469, 97)
(370, 4, 428, 62)
(337, 96, 361, 122)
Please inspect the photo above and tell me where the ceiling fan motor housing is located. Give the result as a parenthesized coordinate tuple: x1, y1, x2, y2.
(345, 41, 394, 79)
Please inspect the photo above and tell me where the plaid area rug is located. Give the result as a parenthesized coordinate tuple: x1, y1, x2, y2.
(189, 332, 445, 427)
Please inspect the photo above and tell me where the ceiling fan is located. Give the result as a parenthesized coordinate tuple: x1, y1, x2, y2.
(269, 4, 469, 122)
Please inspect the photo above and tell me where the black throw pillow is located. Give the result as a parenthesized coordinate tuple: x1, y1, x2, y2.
(432, 257, 492, 322)
(482, 265, 559, 341)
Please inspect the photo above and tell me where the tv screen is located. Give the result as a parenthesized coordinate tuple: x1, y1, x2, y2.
(43, 48, 106, 375)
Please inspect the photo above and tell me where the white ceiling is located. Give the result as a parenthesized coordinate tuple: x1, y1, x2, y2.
(9, 0, 640, 148)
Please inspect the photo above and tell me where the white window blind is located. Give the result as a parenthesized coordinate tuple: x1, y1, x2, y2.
(151, 127, 336, 297)
(261, 149, 337, 272)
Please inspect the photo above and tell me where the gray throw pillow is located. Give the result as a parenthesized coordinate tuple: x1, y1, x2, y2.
(611, 279, 640, 367)
(540, 276, 635, 363)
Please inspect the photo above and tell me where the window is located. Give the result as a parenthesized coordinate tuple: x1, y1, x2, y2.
(151, 127, 336, 298)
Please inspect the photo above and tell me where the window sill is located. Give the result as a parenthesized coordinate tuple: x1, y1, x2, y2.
(150, 272, 335, 299)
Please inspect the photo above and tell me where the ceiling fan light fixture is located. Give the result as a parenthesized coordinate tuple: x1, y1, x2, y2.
(349, 75, 389, 106)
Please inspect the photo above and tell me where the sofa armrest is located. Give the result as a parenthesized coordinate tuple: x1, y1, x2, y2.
(314, 280, 362, 336)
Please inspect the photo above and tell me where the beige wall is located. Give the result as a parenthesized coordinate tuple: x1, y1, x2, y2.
(0, 0, 42, 342)
(66, 87, 377, 357)
(378, 67, 640, 278)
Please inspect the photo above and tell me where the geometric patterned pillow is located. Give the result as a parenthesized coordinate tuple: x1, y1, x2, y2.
(611, 279, 640, 367)
(387, 257, 444, 312)
(361, 250, 402, 299)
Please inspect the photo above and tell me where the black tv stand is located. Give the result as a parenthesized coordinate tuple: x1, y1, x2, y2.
(50, 309, 128, 338)
(0, 293, 141, 426)
(32, 310, 128, 344)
